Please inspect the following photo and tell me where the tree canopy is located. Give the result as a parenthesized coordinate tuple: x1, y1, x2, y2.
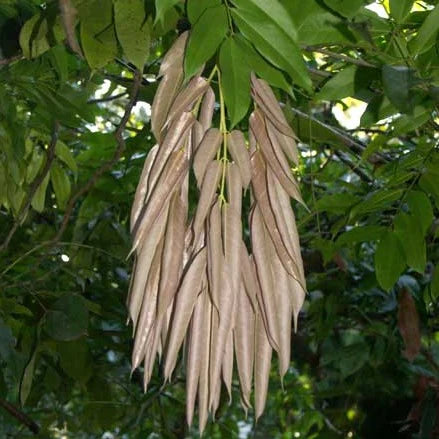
(0, 0, 439, 437)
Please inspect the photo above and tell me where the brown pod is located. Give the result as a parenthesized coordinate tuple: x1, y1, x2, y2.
(193, 128, 222, 186)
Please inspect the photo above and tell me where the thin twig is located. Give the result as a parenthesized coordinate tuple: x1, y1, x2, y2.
(0, 398, 39, 435)
(51, 70, 143, 243)
(303, 46, 376, 68)
(334, 150, 373, 184)
(87, 92, 128, 104)
(0, 122, 60, 252)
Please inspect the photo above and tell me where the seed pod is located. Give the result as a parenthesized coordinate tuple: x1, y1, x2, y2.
(164, 247, 207, 380)
(227, 131, 251, 189)
(222, 331, 234, 402)
(199, 86, 216, 133)
(158, 31, 188, 77)
(193, 128, 222, 186)
(266, 118, 299, 166)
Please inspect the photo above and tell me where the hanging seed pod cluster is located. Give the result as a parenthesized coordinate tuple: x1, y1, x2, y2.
(127, 32, 306, 432)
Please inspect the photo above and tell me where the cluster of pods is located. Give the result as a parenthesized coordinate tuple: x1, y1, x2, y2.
(127, 32, 306, 432)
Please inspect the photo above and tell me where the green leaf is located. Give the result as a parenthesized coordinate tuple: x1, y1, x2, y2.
(57, 339, 92, 382)
(389, 0, 414, 23)
(51, 162, 71, 210)
(187, 0, 222, 24)
(114, 0, 151, 71)
(56, 142, 78, 180)
(337, 225, 386, 245)
(31, 172, 50, 213)
(184, 5, 228, 79)
(0, 318, 15, 361)
(19, 350, 36, 406)
(231, 5, 311, 91)
(350, 189, 403, 218)
(406, 190, 433, 235)
(80, 0, 117, 69)
(44, 294, 89, 341)
(375, 231, 406, 291)
(154, 0, 180, 24)
(382, 65, 415, 114)
(219, 36, 252, 128)
(394, 212, 426, 273)
(410, 4, 439, 55)
(323, 0, 366, 18)
(234, 35, 290, 92)
(19, 13, 50, 59)
(315, 193, 360, 214)
(316, 65, 358, 100)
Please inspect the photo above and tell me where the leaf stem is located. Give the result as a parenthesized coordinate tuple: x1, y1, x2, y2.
(217, 68, 229, 204)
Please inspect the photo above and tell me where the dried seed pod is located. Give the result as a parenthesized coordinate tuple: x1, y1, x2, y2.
(266, 118, 299, 166)
(227, 130, 251, 189)
(199, 86, 216, 133)
(193, 128, 222, 186)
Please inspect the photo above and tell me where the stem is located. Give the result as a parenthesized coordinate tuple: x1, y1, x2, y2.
(217, 68, 229, 204)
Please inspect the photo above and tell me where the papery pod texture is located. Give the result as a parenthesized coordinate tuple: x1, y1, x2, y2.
(127, 31, 306, 434)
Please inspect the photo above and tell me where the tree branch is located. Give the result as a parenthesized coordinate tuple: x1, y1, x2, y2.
(87, 92, 128, 104)
(303, 46, 376, 68)
(0, 398, 39, 435)
(0, 122, 59, 252)
(51, 70, 143, 243)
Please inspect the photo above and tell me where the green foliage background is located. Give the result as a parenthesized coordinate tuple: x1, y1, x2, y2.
(0, 0, 439, 437)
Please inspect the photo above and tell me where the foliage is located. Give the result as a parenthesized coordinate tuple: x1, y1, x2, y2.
(0, 0, 438, 438)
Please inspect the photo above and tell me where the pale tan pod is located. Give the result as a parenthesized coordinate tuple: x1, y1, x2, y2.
(157, 194, 186, 320)
(192, 120, 205, 153)
(199, 86, 216, 133)
(226, 162, 243, 213)
(254, 310, 272, 421)
(239, 242, 259, 313)
(222, 331, 234, 404)
(266, 170, 303, 285)
(269, 239, 293, 379)
(130, 145, 159, 231)
(193, 128, 222, 186)
(198, 295, 213, 435)
(234, 282, 255, 409)
(128, 204, 169, 331)
(143, 317, 164, 391)
(158, 31, 188, 77)
(165, 76, 209, 128)
(250, 206, 280, 352)
(266, 118, 299, 166)
(151, 68, 184, 141)
(131, 150, 188, 254)
(147, 112, 195, 193)
(131, 236, 165, 370)
(250, 74, 297, 139)
(250, 110, 304, 205)
(192, 160, 222, 245)
(163, 247, 207, 380)
(207, 200, 223, 311)
(250, 151, 302, 285)
(186, 288, 207, 427)
(227, 131, 251, 189)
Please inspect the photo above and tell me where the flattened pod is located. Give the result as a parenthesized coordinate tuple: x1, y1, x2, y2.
(165, 76, 209, 127)
(250, 151, 302, 286)
(226, 162, 243, 213)
(234, 282, 255, 409)
(158, 31, 188, 77)
(151, 68, 184, 141)
(199, 86, 216, 133)
(143, 318, 164, 391)
(266, 118, 299, 166)
(193, 128, 222, 186)
(198, 296, 213, 434)
(207, 200, 223, 311)
(222, 324, 234, 403)
(128, 204, 169, 331)
(131, 236, 164, 370)
(227, 131, 251, 189)
(192, 160, 222, 244)
(147, 111, 195, 193)
(240, 242, 259, 312)
(250, 110, 303, 205)
(157, 194, 186, 319)
(250, 206, 280, 352)
(163, 247, 207, 380)
(186, 289, 207, 426)
(250, 74, 296, 139)
(130, 145, 158, 231)
(191, 120, 204, 152)
(254, 311, 272, 420)
(131, 150, 188, 254)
